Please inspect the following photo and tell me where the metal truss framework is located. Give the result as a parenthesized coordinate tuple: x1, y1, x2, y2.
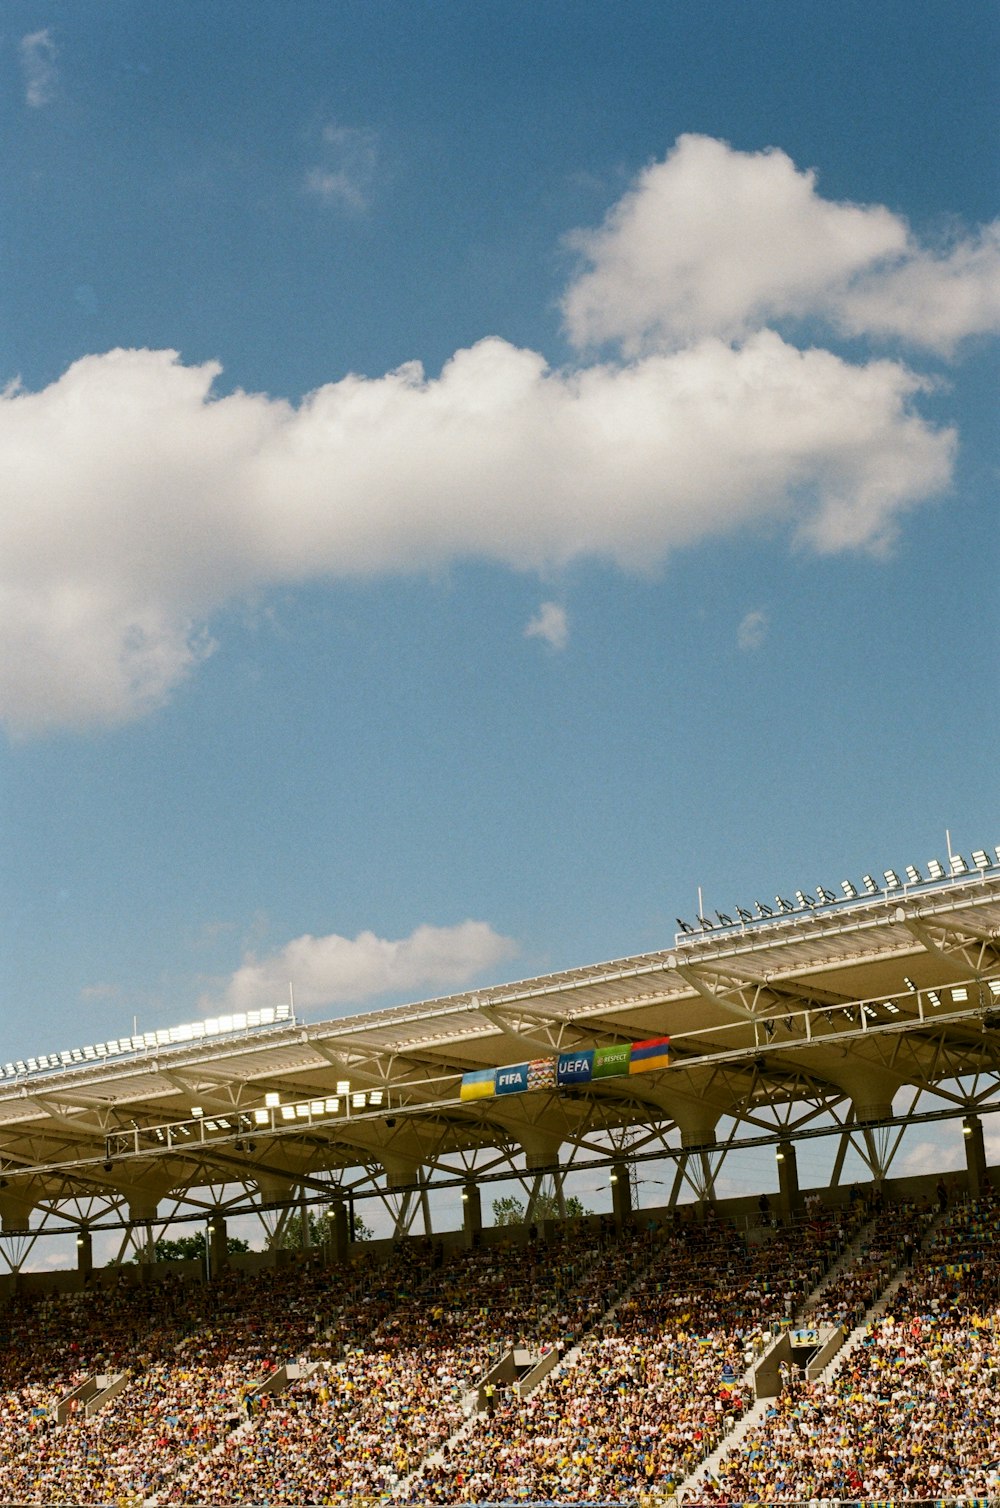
(0, 873, 998, 1267)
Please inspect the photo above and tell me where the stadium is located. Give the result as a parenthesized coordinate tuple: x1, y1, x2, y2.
(0, 850, 997, 1505)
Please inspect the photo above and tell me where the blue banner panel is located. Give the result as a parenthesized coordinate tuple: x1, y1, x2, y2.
(495, 1062, 530, 1096)
(556, 1049, 595, 1086)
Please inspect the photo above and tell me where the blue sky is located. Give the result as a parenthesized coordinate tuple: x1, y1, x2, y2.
(1, 1, 998, 1067)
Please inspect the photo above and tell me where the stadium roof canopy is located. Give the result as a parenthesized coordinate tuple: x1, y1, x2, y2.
(1, 861, 998, 1246)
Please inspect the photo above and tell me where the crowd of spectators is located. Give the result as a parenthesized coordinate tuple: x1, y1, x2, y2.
(0, 1188, 995, 1503)
(698, 1190, 1000, 1504)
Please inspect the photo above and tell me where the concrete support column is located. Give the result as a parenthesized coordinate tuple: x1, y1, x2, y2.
(776, 1141, 801, 1224)
(75, 1227, 93, 1282)
(462, 1182, 482, 1247)
(208, 1214, 228, 1278)
(963, 1116, 988, 1198)
(325, 1201, 350, 1264)
(611, 1162, 632, 1230)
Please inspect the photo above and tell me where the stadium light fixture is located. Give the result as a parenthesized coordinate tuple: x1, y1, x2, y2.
(841, 881, 858, 899)
(926, 859, 945, 880)
(351, 1092, 366, 1109)
(368, 1090, 384, 1107)
(264, 1092, 280, 1108)
(883, 870, 901, 889)
(951, 854, 969, 875)
(253, 1109, 269, 1125)
(904, 866, 922, 885)
(775, 1149, 785, 1162)
(972, 849, 992, 870)
(191, 1106, 203, 1118)
(336, 1080, 350, 1096)
(861, 875, 880, 895)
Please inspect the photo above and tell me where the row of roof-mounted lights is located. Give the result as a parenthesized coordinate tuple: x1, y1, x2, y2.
(679, 847, 999, 934)
(187, 1085, 385, 1131)
(1, 1005, 293, 1082)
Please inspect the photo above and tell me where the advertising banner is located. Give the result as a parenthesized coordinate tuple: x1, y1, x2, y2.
(495, 1062, 530, 1096)
(556, 1049, 595, 1086)
(459, 1068, 497, 1101)
(593, 1042, 632, 1079)
(629, 1036, 671, 1074)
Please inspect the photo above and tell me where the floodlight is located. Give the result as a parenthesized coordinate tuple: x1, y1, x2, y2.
(2, 1065, 13, 1077)
(310, 1100, 325, 1115)
(775, 1149, 785, 1162)
(715, 911, 734, 927)
(281, 1106, 296, 1120)
(972, 849, 991, 870)
(325, 1098, 340, 1113)
(990, 981, 1000, 998)
(264, 1092, 280, 1108)
(927, 990, 942, 1008)
(15, 1061, 27, 1073)
(841, 881, 858, 899)
(368, 1090, 384, 1107)
(794, 891, 815, 909)
(26, 1058, 37, 1072)
(191, 1106, 203, 1118)
(609, 1171, 618, 1183)
(995, 846, 1000, 865)
(927, 859, 945, 880)
(882, 870, 901, 889)
(904, 866, 922, 885)
(861, 875, 879, 894)
(295, 1104, 310, 1119)
(204, 1120, 219, 1131)
(352, 1092, 366, 1108)
(776, 896, 795, 913)
(736, 907, 754, 923)
(963, 1119, 975, 1137)
(952, 987, 968, 1002)
(817, 887, 836, 903)
(950, 854, 969, 875)
(336, 1080, 350, 1095)
(83, 1046, 96, 1059)
(903, 977, 918, 992)
(755, 901, 773, 918)
(883, 1002, 900, 1015)
(253, 1109, 269, 1124)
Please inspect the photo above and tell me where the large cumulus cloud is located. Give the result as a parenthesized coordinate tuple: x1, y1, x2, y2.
(4, 134, 996, 737)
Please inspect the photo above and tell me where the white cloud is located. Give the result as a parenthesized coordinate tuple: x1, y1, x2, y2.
(20, 29, 58, 108)
(304, 124, 379, 212)
(0, 335, 954, 733)
(563, 135, 1000, 356)
(204, 919, 517, 1015)
(525, 601, 569, 650)
(737, 607, 768, 652)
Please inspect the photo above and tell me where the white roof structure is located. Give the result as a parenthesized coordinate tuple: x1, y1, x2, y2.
(1, 862, 998, 1250)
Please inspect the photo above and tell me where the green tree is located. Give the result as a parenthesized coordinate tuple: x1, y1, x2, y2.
(135, 1231, 250, 1263)
(491, 1190, 591, 1226)
(270, 1207, 372, 1249)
